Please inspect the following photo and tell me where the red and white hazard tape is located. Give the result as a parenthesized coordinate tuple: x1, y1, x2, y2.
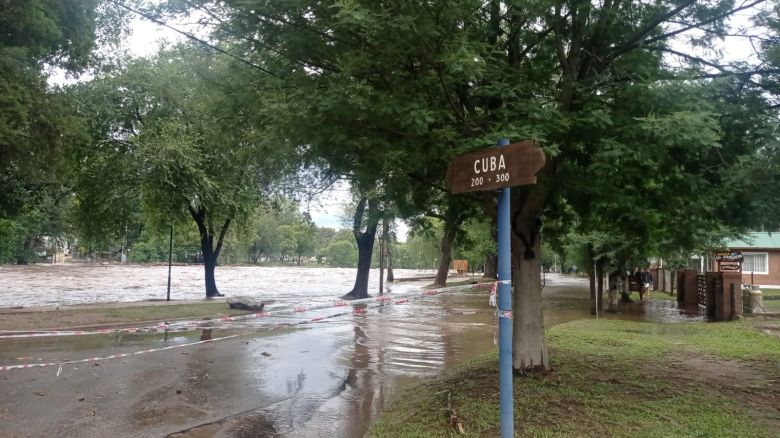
(0, 282, 494, 373)
(0, 334, 240, 372)
(0, 282, 493, 340)
(0, 286, 458, 372)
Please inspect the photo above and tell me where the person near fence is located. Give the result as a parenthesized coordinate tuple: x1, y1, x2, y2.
(634, 268, 649, 300)
(636, 268, 652, 300)
(488, 282, 497, 324)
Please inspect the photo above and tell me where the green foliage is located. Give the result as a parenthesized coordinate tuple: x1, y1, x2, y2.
(127, 225, 201, 263)
(0, 0, 100, 216)
(323, 236, 358, 268)
(0, 218, 28, 264)
(394, 230, 441, 270)
(454, 217, 496, 269)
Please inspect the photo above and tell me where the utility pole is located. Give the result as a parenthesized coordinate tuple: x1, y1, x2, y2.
(167, 224, 173, 301)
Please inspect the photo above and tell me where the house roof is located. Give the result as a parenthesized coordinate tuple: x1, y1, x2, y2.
(725, 232, 780, 249)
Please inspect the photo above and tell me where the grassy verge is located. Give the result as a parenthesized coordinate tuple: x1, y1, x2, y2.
(0, 301, 250, 331)
(368, 319, 780, 438)
(760, 288, 780, 311)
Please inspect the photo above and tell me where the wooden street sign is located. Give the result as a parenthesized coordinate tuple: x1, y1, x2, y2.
(715, 251, 743, 263)
(447, 140, 546, 194)
(715, 251, 743, 273)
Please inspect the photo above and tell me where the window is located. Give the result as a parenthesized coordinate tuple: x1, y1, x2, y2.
(742, 252, 768, 274)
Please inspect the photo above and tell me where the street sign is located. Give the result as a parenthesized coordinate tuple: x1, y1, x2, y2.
(447, 140, 546, 194)
(716, 251, 743, 273)
(715, 251, 743, 263)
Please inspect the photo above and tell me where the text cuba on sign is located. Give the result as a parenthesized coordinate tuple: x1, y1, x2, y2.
(447, 140, 546, 194)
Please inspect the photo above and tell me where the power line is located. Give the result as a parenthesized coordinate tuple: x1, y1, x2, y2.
(107, 0, 281, 78)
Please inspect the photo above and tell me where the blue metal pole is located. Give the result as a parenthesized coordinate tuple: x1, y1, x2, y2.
(497, 138, 514, 437)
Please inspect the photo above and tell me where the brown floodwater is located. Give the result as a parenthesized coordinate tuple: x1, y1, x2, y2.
(0, 268, 705, 437)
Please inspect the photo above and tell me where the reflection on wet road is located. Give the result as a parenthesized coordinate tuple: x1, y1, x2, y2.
(0, 274, 707, 437)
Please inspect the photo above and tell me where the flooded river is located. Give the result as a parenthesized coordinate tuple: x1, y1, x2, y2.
(0, 264, 437, 308)
(0, 266, 703, 437)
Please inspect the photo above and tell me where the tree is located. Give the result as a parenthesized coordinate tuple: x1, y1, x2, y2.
(323, 230, 359, 267)
(169, 0, 780, 373)
(0, 1, 113, 261)
(454, 217, 497, 273)
(72, 44, 289, 296)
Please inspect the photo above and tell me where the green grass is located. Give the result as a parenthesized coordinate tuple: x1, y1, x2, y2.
(368, 319, 780, 438)
(759, 288, 780, 311)
(760, 288, 780, 297)
(99, 302, 250, 321)
(647, 289, 676, 300)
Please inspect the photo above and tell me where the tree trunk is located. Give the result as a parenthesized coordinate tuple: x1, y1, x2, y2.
(433, 226, 457, 288)
(344, 229, 377, 299)
(509, 184, 550, 373)
(596, 258, 604, 312)
(203, 246, 220, 297)
(189, 204, 231, 298)
(343, 198, 379, 300)
(619, 267, 632, 303)
(607, 272, 620, 312)
(588, 247, 597, 315)
(484, 215, 498, 279)
(511, 225, 548, 373)
(480, 193, 498, 279)
(434, 212, 464, 288)
(385, 222, 394, 283)
(484, 254, 497, 279)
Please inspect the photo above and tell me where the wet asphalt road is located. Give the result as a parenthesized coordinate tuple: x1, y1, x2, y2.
(0, 287, 499, 437)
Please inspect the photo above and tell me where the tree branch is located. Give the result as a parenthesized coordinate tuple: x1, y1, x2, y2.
(353, 197, 367, 240)
(609, 0, 696, 59)
(214, 218, 232, 257)
(646, 46, 729, 72)
(107, 0, 281, 78)
(639, 0, 768, 49)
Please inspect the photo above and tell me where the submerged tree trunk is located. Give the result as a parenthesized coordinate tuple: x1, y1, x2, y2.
(343, 198, 379, 300)
(189, 204, 231, 298)
(434, 211, 465, 288)
(203, 246, 219, 296)
(510, 192, 549, 374)
(433, 225, 457, 288)
(348, 232, 376, 298)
